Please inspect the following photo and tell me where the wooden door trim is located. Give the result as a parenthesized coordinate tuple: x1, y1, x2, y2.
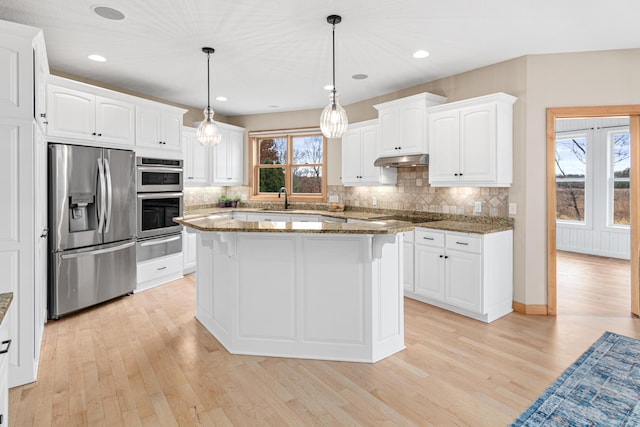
(547, 105, 640, 316)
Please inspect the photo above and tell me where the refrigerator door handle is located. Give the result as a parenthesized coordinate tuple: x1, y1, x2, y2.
(104, 157, 113, 234)
(60, 241, 136, 260)
(97, 158, 106, 233)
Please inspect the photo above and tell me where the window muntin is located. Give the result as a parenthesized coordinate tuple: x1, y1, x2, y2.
(608, 130, 630, 226)
(555, 134, 587, 223)
(251, 131, 327, 201)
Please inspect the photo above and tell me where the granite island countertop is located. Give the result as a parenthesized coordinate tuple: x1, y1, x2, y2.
(174, 214, 415, 234)
(178, 207, 514, 235)
(0, 293, 13, 326)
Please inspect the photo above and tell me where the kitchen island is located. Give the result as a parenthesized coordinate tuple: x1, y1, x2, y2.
(174, 214, 413, 363)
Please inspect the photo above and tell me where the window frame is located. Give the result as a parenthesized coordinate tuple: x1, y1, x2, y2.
(249, 130, 328, 203)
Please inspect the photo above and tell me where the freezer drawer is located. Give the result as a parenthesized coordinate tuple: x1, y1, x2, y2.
(49, 240, 136, 319)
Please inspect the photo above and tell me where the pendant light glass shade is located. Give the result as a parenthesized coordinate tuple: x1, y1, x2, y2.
(320, 15, 348, 139)
(320, 91, 348, 138)
(197, 47, 222, 147)
(197, 107, 222, 146)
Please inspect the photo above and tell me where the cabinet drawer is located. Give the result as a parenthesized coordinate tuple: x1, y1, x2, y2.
(137, 253, 183, 284)
(415, 229, 444, 247)
(446, 233, 482, 253)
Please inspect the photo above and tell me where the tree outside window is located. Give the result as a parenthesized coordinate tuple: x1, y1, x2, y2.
(251, 131, 326, 202)
(555, 135, 587, 223)
(609, 131, 630, 226)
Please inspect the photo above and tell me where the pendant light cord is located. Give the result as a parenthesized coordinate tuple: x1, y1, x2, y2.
(331, 19, 337, 109)
(206, 51, 211, 110)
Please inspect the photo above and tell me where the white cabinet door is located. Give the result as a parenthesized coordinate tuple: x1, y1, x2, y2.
(162, 112, 183, 150)
(183, 127, 209, 185)
(414, 244, 446, 301)
(47, 85, 95, 140)
(33, 33, 48, 130)
(427, 92, 516, 187)
(135, 107, 161, 147)
(445, 249, 482, 313)
(360, 125, 380, 182)
(374, 92, 446, 157)
(183, 230, 197, 273)
(212, 125, 244, 186)
(378, 108, 400, 155)
(341, 120, 395, 186)
(459, 104, 496, 183)
(33, 124, 47, 361)
(0, 34, 32, 121)
(341, 127, 362, 183)
(95, 96, 134, 145)
(403, 240, 414, 292)
(428, 110, 460, 182)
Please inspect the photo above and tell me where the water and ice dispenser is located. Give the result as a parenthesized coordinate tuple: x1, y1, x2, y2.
(68, 192, 96, 232)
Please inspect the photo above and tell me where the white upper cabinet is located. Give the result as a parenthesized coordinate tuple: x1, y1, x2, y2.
(341, 119, 396, 186)
(47, 83, 135, 145)
(135, 105, 183, 151)
(183, 126, 209, 185)
(373, 92, 447, 156)
(33, 32, 49, 130)
(428, 92, 517, 187)
(212, 122, 244, 186)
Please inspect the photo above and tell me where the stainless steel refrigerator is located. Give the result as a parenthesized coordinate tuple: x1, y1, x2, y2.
(48, 143, 137, 319)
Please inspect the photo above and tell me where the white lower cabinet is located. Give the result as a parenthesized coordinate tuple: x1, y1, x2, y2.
(407, 227, 513, 323)
(136, 253, 184, 293)
(402, 231, 414, 292)
(183, 230, 197, 274)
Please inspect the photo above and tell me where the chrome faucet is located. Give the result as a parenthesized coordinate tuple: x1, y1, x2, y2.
(278, 186, 290, 210)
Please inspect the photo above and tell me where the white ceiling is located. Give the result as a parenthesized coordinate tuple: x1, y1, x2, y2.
(1, 1, 639, 116)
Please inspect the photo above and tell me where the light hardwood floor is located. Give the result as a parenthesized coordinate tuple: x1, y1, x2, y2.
(10, 254, 640, 426)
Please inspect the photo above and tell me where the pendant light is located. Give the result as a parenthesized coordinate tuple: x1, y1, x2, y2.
(197, 47, 222, 146)
(320, 14, 348, 139)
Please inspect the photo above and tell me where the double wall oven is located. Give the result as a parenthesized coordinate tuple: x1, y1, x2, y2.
(136, 157, 183, 262)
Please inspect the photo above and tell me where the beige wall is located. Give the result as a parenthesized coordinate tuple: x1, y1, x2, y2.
(522, 49, 640, 304)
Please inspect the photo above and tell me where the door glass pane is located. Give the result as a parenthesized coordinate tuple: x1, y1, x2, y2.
(292, 166, 322, 194)
(293, 135, 323, 165)
(258, 167, 285, 193)
(610, 131, 630, 225)
(259, 138, 287, 165)
(556, 136, 587, 222)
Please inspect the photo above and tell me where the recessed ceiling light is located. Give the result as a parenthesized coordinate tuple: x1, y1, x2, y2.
(216, 96, 227, 102)
(352, 74, 368, 80)
(413, 50, 430, 59)
(88, 54, 107, 62)
(92, 5, 126, 20)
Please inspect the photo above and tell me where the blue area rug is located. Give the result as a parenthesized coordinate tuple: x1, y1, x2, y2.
(512, 331, 640, 426)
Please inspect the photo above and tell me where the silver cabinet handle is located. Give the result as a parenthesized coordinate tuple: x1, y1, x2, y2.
(140, 235, 181, 247)
(456, 241, 469, 246)
(423, 237, 434, 240)
(157, 266, 167, 271)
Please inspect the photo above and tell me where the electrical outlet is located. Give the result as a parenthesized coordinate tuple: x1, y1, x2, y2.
(474, 201, 482, 213)
(329, 195, 338, 203)
(203, 193, 209, 202)
(241, 194, 248, 201)
(509, 202, 517, 215)
(372, 197, 377, 207)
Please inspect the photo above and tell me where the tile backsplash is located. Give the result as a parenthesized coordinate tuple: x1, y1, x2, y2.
(184, 166, 509, 217)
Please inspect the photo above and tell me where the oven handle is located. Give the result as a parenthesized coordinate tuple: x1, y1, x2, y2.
(139, 235, 181, 247)
(136, 166, 183, 173)
(137, 192, 184, 199)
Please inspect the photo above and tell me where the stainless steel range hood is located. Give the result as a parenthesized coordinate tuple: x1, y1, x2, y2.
(374, 153, 429, 168)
